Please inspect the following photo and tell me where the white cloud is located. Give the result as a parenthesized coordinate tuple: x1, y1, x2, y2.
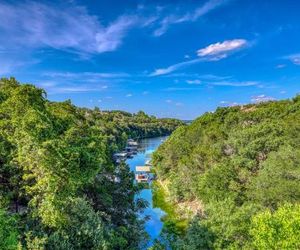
(36, 80, 110, 94)
(220, 100, 239, 106)
(212, 81, 258, 87)
(43, 71, 129, 79)
(199, 74, 232, 80)
(197, 39, 248, 59)
(150, 39, 248, 76)
(34, 71, 129, 94)
(251, 94, 275, 103)
(95, 15, 138, 53)
(43, 86, 103, 94)
(186, 79, 201, 84)
(150, 58, 204, 76)
(0, 1, 144, 55)
(164, 87, 201, 91)
(165, 99, 183, 107)
(153, 0, 228, 36)
(276, 64, 286, 69)
(126, 93, 133, 97)
(286, 54, 300, 65)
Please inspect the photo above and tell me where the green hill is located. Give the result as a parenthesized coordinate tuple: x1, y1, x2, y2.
(152, 96, 300, 249)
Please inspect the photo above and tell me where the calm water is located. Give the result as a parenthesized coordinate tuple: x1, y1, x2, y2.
(126, 136, 168, 246)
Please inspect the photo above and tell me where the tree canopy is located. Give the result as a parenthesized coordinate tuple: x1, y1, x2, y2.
(153, 95, 300, 249)
(0, 77, 183, 249)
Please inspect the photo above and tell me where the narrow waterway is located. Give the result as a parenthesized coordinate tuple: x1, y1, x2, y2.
(126, 136, 168, 247)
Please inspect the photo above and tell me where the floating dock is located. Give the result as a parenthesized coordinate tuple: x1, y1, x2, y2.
(136, 166, 151, 172)
(127, 140, 138, 147)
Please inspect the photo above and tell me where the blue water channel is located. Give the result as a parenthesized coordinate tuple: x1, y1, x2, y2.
(126, 136, 168, 247)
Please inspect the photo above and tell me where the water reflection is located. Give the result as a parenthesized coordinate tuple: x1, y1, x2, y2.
(126, 136, 168, 246)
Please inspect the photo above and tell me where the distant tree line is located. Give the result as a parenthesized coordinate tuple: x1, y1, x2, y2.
(152, 95, 300, 249)
(0, 77, 183, 249)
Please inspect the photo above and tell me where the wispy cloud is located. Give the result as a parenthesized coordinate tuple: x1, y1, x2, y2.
(150, 39, 248, 76)
(220, 100, 239, 106)
(197, 39, 248, 60)
(212, 81, 258, 87)
(153, 0, 228, 36)
(126, 93, 133, 97)
(199, 74, 232, 81)
(251, 94, 275, 103)
(164, 87, 201, 91)
(162, 73, 231, 80)
(285, 53, 300, 65)
(186, 79, 201, 84)
(175, 102, 184, 106)
(163, 80, 258, 91)
(43, 71, 129, 79)
(35, 71, 122, 94)
(276, 64, 286, 69)
(150, 58, 205, 76)
(0, 1, 147, 55)
(0, 55, 39, 75)
(165, 99, 184, 107)
(38, 84, 108, 94)
(34, 70, 129, 94)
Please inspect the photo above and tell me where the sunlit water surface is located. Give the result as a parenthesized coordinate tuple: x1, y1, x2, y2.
(126, 136, 168, 247)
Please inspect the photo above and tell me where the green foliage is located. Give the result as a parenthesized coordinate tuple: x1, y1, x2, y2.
(248, 146, 300, 208)
(250, 203, 300, 249)
(0, 77, 182, 249)
(153, 96, 300, 249)
(0, 209, 19, 250)
(152, 181, 187, 236)
(46, 198, 108, 250)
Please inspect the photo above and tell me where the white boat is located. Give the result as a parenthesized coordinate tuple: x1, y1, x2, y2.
(135, 173, 149, 183)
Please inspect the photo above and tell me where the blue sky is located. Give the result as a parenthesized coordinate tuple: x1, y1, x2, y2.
(0, 0, 300, 119)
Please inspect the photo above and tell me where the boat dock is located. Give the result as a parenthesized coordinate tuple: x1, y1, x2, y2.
(135, 173, 148, 183)
(135, 164, 153, 183)
(135, 166, 151, 172)
(113, 139, 139, 163)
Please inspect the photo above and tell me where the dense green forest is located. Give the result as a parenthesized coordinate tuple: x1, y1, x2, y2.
(0, 77, 183, 249)
(152, 96, 300, 249)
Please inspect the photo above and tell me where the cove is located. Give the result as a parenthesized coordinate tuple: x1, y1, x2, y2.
(126, 136, 168, 247)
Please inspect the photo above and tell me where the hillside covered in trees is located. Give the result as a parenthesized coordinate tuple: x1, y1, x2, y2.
(0, 77, 183, 249)
(152, 96, 300, 249)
